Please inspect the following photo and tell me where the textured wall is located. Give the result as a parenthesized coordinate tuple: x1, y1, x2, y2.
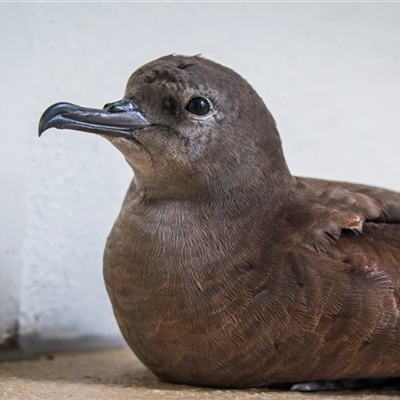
(1, 3, 399, 354)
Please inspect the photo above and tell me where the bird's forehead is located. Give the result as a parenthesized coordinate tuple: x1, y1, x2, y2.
(126, 56, 235, 98)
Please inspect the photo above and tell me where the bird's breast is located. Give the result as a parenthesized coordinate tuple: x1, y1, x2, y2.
(102, 200, 293, 385)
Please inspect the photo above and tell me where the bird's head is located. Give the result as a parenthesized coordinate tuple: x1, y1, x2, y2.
(39, 55, 290, 201)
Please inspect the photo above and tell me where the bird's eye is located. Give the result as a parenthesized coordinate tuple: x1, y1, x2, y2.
(185, 97, 210, 116)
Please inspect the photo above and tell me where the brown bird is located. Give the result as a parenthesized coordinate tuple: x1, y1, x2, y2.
(38, 55, 400, 391)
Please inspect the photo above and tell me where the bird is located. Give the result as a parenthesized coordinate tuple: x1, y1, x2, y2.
(38, 55, 400, 391)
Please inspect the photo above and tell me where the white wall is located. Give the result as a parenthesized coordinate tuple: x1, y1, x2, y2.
(1, 2, 399, 356)
(0, 4, 32, 350)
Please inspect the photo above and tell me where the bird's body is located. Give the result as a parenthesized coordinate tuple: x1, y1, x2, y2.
(39, 55, 400, 390)
(104, 176, 400, 388)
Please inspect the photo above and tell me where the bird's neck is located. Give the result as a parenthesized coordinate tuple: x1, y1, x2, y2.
(113, 172, 294, 278)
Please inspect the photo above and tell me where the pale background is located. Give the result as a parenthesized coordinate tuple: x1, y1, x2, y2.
(1, 2, 399, 356)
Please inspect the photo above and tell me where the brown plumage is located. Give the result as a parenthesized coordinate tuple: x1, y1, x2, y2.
(39, 55, 400, 391)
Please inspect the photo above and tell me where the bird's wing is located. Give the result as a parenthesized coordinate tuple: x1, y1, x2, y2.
(293, 177, 400, 252)
(275, 178, 400, 383)
(293, 175, 400, 315)
(301, 177, 400, 222)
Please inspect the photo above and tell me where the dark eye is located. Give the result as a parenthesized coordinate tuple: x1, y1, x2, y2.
(185, 97, 210, 116)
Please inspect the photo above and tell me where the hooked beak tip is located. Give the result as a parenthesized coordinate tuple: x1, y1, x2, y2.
(38, 99, 151, 139)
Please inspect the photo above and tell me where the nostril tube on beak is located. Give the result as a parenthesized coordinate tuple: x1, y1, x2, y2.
(103, 99, 138, 113)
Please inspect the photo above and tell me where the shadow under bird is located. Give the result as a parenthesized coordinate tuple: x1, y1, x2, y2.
(38, 55, 400, 392)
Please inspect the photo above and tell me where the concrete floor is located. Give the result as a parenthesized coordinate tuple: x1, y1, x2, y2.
(0, 347, 400, 400)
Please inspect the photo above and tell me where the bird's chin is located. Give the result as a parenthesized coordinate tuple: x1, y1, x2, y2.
(104, 134, 154, 173)
(104, 134, 143, 148)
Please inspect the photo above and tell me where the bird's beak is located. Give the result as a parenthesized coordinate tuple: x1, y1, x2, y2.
(38, 99, 151, 138)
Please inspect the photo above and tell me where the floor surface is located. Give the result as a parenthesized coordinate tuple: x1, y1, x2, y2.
(1, 347, 400, 399)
